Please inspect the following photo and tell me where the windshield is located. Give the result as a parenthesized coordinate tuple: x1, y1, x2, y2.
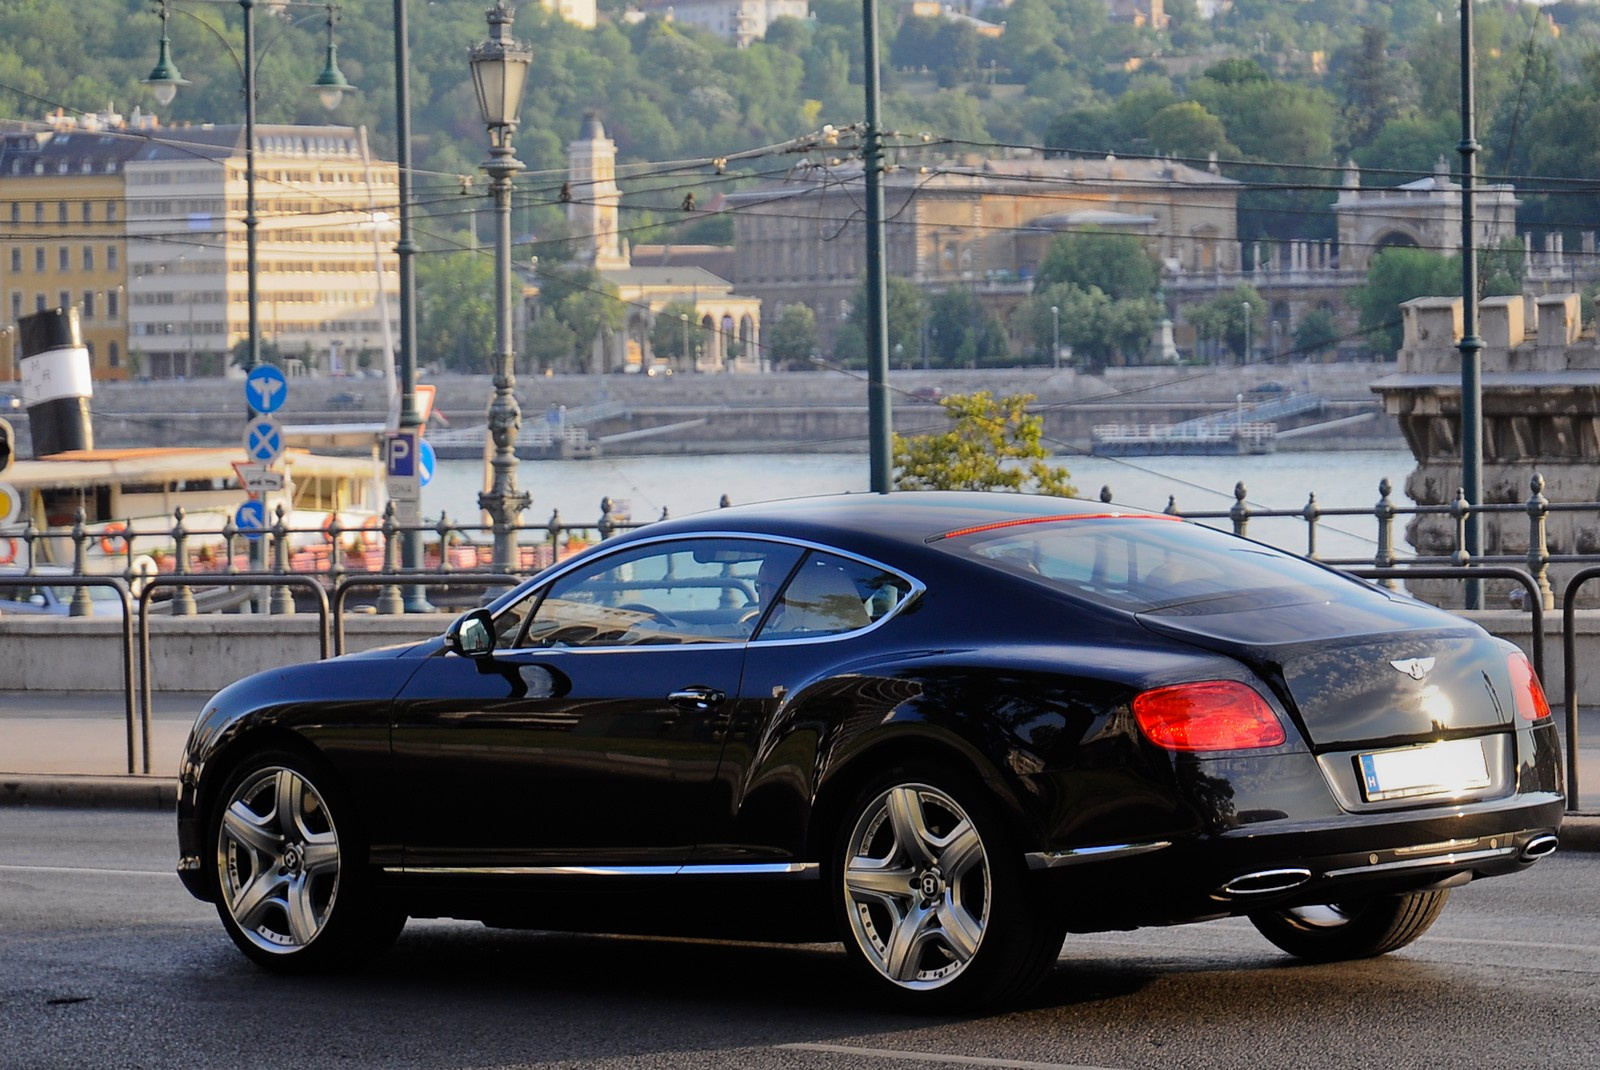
(942, 516, 1368, 613)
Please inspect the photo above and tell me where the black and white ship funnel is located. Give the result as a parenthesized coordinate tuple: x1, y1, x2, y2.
(18, 306, 93, 457)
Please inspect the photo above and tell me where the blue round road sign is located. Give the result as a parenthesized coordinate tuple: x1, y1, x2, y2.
(245, 365, 288, 415)
(234, 499, 268, 540)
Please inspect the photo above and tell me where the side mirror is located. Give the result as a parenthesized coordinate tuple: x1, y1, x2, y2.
(446, 608, 496, 658)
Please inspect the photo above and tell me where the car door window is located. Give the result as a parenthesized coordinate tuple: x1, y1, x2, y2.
(502, 539, 804, 648)
(756, 551, 912, 640)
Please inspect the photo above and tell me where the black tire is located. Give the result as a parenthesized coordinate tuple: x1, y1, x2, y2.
(1248, 890, 1450, 962)
(830, 766, 1065, 1012)
(208, 749, 404, 973)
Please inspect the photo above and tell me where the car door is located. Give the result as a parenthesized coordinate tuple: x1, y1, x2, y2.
(392, 537, 802, 870)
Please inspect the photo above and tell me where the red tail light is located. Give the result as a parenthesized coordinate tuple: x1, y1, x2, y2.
(1507, 652, 1551, 722)
(1134, 680, 1286, 752)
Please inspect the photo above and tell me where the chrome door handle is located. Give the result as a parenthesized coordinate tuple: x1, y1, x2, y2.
(667, 687, 726, 712)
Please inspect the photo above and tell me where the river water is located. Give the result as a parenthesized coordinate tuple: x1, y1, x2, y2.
(427, 448, 1419, 564)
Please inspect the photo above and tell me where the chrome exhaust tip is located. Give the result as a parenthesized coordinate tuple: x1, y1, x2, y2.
(1521, 834, 1559, 861)
(1215, 867, 1312, 899)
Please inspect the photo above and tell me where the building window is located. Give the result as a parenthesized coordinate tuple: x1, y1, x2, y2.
(58, 202, 67, 224)
(34, 293, 46, 312)
(8, 203, 17, 224)
(106, 201, 117, 223)
(83, 292, 95, 318)
(8, 249, 18, 273)
(108, 290, 119, 316)
(83, 246, 94, 271)
(107, 247, 118, 271)
(34, 248, 44, 272)
(82, 202, 93, 224)
(109, 341, 120, 367)
(58, 248, 69, 271)
(9, 292, 19, 320)
(59, 290, 70, 310)
(33, 203, 43, 223)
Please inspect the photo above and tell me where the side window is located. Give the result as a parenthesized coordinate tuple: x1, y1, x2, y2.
(756, 552, 912, 641)
(496, 539, 804, 649)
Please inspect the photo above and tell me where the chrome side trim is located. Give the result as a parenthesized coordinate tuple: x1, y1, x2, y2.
(1322, 845, 1515, 880)
(385, 861, 820, 879)
(1024, 840, 1171, 870)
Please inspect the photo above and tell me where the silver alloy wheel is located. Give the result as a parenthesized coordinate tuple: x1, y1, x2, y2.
(842, 782, 991, 990)
(217, 766, 342, 955)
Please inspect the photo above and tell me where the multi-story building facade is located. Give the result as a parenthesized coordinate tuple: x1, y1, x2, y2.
(0, 114, 140, 380)
(0, 111, 399, 382)
(726, 153, 1241, 354)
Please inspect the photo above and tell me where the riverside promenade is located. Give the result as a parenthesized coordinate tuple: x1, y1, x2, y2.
(2, 688, 1598, 851)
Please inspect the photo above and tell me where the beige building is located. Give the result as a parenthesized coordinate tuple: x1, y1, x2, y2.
(726, 152, 1241, 353)
(562, 116, 762, 372)
(0, 111, 138, 380)
(124, 123, 399, 380)
(1335, 157, 1519, 275)
(0, 111, 399, 382)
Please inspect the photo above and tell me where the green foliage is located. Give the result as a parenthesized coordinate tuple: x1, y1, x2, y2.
(1354, 247, 1458, 359)
(1022, 284, 1161, 371)
(416, 251, 495, 372)
(1182, 286, 1265, 362)
(649, 300, 700, 363)
(1034, 229, 1161, 301)
(926, 288, 1010, 368)
(1291, 308, 1342, 358)
(766, 304, 820, 369)
(893, 392, 1076, 496)
(836, 277, 928, 368)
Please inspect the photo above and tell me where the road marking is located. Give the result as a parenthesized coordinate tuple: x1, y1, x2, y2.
(777, 1043, 1128, 1070)
(0, 864, 173, 877)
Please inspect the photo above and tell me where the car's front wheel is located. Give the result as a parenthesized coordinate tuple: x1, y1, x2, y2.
(1248, 890, 1450, 962)
(832, 767, 1065, 1011)
(209, 750, 403, 973)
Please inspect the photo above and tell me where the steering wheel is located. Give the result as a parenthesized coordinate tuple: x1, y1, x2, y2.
(618, 602, 677, 627)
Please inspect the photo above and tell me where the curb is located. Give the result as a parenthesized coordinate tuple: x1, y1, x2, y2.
(2, 774, 1598, 853)
(0, 774, 177, 810)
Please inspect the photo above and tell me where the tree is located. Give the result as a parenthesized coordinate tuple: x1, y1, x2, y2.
(417, 251, 495, 373)
(1034, 229, 1161, 301)
(1292, 308, 1342, 360)
(894, 392, 1076, 496)
(649, 300, 700, 364)
(1021, 284, 1162, 371)
(1183, 286, 1266, 363)
(926, 288, 1009, 368)
(836, 277, 929, 368)
(766, 304, 820, 369)
(1353, 247, 1457, 358)
(525, 315, 577, 374)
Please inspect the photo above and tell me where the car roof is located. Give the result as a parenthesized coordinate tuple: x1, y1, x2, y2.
(633, 491, 1149, 547)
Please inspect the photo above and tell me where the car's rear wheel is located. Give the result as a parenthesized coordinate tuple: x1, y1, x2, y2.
(832, 767, 1064, 1011)
(1248, 889, 1450, 962)
(210, 750, 403, 973)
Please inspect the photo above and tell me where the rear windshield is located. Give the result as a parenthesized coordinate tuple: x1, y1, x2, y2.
(941, 515, 1367, 613)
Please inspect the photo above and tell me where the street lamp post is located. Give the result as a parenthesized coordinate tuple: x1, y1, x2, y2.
(470, 0, 533, 575)
(142, 0, 351, 613)
(1050, 305, 1060, 370)
(143, 0, 353, 384)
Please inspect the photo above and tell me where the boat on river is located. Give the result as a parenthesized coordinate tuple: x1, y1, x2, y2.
(0, 445, 384, 577)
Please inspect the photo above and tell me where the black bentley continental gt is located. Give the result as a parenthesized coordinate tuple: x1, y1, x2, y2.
(175, 492, 1564, 1010)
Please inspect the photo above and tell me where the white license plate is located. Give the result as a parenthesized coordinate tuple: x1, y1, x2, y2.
(1358, 738, 1491, 802)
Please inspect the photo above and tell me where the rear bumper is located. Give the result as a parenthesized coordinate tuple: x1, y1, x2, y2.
(1036, 791, 1564, 927)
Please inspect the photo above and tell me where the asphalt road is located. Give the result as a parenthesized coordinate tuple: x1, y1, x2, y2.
(2, 808, 1598, 1070)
